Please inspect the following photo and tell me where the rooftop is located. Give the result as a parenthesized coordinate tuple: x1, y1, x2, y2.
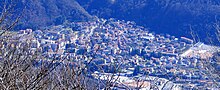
(181, 42, 220, 59)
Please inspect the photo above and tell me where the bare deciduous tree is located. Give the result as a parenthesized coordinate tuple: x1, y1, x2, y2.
(0, 1, 123, 90)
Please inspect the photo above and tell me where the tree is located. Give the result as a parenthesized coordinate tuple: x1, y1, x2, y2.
(0, 0, 23, 35)
(0, 1, 122, 89)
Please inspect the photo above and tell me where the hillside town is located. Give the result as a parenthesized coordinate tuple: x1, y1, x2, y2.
(1, 19, 220, 89)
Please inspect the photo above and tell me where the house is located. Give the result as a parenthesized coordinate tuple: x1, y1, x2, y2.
(65, 43, 76, 49)
(18, 29, 33, 35)
(181, 37, 193, 44)
(0, 42, 3, 49)
(31, 39, 40, 49)
(58, 40, 66, 49)
(76, 48, 87, 55)
(18, 30, 25, 34)
(42, 45, 51, 53)
(51, 43, 58, 52)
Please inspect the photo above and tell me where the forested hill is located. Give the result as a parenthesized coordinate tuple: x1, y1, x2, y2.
(15, 0, 94, 29)
(77, 0, 220, 45)
(3, 0, 220, 45)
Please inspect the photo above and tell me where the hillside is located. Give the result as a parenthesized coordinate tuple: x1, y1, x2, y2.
(15, 0, 94, 29)
(2, 0, 219, 45)
(77, 0, 220, 45)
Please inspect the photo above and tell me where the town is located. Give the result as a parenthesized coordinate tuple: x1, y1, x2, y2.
(1, 18, 220, 89)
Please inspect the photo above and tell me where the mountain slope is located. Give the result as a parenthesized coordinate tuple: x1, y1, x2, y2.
(77, 0, 220, 45)
(17, 0, 94, 29)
